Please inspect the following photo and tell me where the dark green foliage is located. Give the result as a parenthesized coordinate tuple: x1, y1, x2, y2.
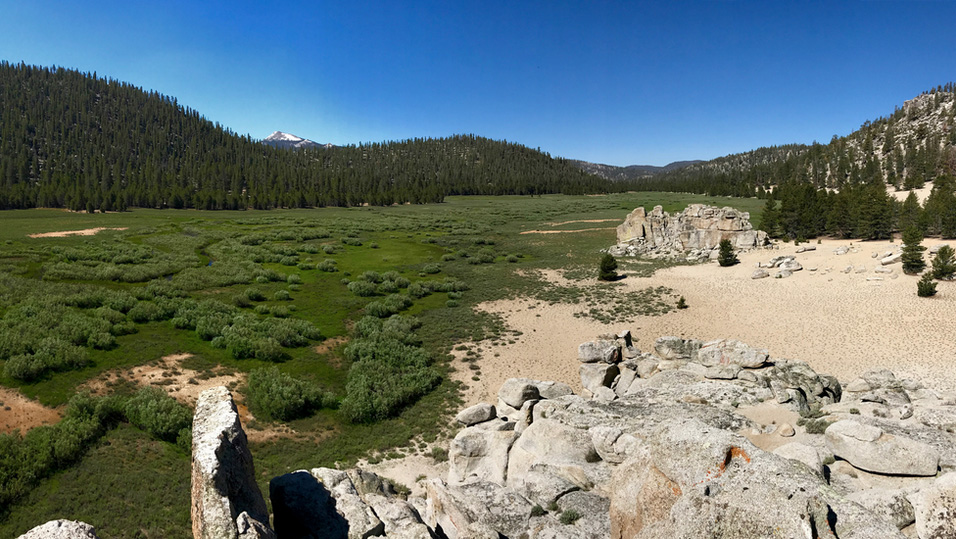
(717, 239, 739, 267)
(347, 280, 379, 297)
(676, 296, 688, 309)
(901, 227, 926, 274)
(917, 274, 938, 297)
(598, 253, 618, 281)
(247, 366, 335, 421)
(0, 64, 628, 210)
(560, 509, 582, 525)
(932, 245, 956, 280)
(340, 317, 440, 423)
(0, 392, 171, 514)
(123, 388, 192, 443)
(759, 192, 780, 237)
(530, 505, 546, 517)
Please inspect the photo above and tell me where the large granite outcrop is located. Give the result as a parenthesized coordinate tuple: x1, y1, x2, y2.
(173, 334, 956, 539)
(611, 204, 768, 261)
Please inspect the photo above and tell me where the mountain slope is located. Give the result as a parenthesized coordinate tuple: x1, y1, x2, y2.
(570, 159, 703, 181)
(0, 62, 617, 210)
(637, 85, 956, 197)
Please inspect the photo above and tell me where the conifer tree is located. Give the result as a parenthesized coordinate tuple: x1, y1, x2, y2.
(932, 245, 956, 280)
(917, 273, 937, 297)
(598, 254, 618, 281)
(901, 227, 926, 274)
(717, 239, 739, 267)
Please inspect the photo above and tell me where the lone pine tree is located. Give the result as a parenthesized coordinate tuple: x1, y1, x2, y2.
(717, 239, 739, 267)
(901, 227, 926, 274)
(598, 253, 618, 281)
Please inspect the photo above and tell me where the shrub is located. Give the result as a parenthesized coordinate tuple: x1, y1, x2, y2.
(717, 239, 739, 267)
(245, 288, 266, 301)
(271, 306, 290, 318)
(560, 509, 581, 525)
(677, 296, 688, 309)
(274, 290, 291, 301)
(359, 271, 383, 283)
(124, 387, 192, 443)
(422, 264, 441, 274)
(530, 505, 546, 517)
(917, 273, 938, 297)
(348, 280, 379, 297)
(377, 280, 400, 294)
(598, 253, 618, 281)
(322, 244, 337, 254)
(341, 237, 363, 246)
(506, 254, 519, 263)
(247, 366, 333, 421)
(233, 294, 252, 308)
(430, 446, 448, 462)
(407, 282, 430, 298)
(317, 259, 338, 272)
(287, 274, 302, 285)
(340, 337, 440, 423)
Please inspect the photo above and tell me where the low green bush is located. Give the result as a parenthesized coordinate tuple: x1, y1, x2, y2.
(247, 366, 335, 421)
(123, 387, 192, 443)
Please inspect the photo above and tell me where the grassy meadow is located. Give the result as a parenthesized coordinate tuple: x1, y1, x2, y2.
(0, 193, 762, 537)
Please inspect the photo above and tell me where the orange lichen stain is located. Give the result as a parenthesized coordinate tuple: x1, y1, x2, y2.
(696, 446, 752, 486)
(670, 484, 682, 496)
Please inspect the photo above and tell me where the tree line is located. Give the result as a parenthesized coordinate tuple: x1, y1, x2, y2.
(0, 62, 627, 211)
(760, 175, 956, 241)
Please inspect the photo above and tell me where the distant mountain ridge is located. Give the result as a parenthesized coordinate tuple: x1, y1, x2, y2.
(262, 131, 334, 150)
(570, 159, 703, 181)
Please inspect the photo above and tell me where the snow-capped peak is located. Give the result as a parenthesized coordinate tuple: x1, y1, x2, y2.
(265, 131, 304, 142)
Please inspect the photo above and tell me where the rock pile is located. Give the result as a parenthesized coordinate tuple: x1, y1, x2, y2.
(23, 337, 956, 539)
(610, 204, 768, 261)
(437, 335, 955, 538)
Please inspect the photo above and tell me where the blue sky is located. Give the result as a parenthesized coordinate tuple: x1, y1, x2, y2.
(2, 1, 955, 166)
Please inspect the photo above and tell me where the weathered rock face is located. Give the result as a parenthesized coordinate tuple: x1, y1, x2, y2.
(191, 387, 274, 539)
(612, 204, 768, 260)
(17, 520, 99, 539)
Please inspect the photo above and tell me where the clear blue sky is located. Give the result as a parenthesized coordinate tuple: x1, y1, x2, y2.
(2, 1, 955, 166)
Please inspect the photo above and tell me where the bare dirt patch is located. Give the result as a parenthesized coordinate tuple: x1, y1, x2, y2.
(80, 353, 312, 442)
(546, 218, 620, 226)
(28, 227, 129, 238)
(314, 336, 349, 368)
(519, 227, 615, 235)
(0, 387, 62, 434)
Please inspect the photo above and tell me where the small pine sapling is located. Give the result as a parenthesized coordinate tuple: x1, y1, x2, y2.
(717, 239, 739, 267)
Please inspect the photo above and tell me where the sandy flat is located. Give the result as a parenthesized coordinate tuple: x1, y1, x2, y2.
(519, 227, 616, 235)
(887, 182, 933, 204)
(28, 227, 129, 238)
(0, 387, 61, 434)
(454, 238, 956, 406)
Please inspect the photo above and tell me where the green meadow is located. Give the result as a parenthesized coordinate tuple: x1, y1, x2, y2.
(0, 193, 762, 537)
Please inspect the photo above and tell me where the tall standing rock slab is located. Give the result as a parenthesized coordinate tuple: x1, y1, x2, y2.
(192, 386, 274, 539)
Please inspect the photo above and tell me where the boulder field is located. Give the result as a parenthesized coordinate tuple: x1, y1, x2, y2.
(20, 334, 956, 538)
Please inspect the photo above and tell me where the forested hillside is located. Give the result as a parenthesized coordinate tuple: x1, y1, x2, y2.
(0, 62, 617, 211)
(637, 85, 956, 197)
